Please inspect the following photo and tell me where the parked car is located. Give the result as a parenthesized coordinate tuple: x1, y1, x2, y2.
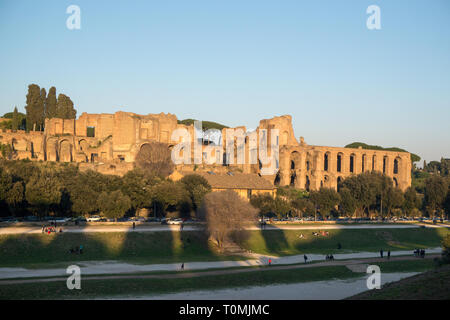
(54, 217, 71, 223)
(86, 216, 103, 222)
(167, 218, 183, 225)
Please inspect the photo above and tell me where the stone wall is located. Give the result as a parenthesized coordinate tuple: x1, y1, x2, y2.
(1, 111, 412, 191)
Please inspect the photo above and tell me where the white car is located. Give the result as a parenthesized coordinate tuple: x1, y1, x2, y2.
(167, 218, 183, 225)
(86, 216, 102, 222)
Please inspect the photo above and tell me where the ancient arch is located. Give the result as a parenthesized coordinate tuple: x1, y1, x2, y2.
(393, 157, 401, 174)
(362, 154, 366, 172)
(393, 177, 399, 188)
(372, 154, 377, 171)
(281, 131, 289, 145)
(324, 152, 330, 172)
(274, 172, 281, 186)
(59, 140, 72, 162)
(337, 153, 343, 173)
(349, 154, 355, 173)
(383, 155, 389, 174)
(290, 151, 301, 170)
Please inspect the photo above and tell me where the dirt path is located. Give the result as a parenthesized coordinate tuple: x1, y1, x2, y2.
(0, 254, 439, 286)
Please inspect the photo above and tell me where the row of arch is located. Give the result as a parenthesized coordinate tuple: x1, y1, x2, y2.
(323, 152, 402, 175)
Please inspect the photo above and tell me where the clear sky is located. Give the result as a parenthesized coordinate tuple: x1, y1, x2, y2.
(1, 0, 449, 164)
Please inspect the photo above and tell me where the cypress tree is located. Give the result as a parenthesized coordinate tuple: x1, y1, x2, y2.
(56, 94, 77, 119)
(37, 88, 46, 130)
(11, 106, 19, 131)
(25, 84, 41, 131)
(45, 86, 58, 119)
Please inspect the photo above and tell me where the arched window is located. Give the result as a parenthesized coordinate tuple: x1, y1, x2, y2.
(290, 172, 296, 186)
(383, 156, 388, 174)
(305, 175, 310, 191)
(324, 153, 329, 171)
(350, 154, 355, 173)
(372, 155, 376, 171)
(337, 154, 342, 172)
(362, 154, 366, 172)
(291, 160, 295, 170)
(393, 177, 398, 187)
(393, 158, 399, 174)
(306, 161, 310, 171)
(274, 173, 281, 186)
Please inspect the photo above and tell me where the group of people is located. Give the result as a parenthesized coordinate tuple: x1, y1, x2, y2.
(312, 230, 329, 237)
(379, 249, 391, 259)
(325, 254, 335, 261)
(69, 245, 84, 254)
(414, 248, 426, 258)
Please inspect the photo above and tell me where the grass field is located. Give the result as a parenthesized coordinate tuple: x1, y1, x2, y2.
(237, 227, 449, 256)
(349, 264, 450, 300)
(0, 231, 243, 267)
(0, 265, 359, 300)
(0, 227, 448, 267)
(0, 259, 440, 300)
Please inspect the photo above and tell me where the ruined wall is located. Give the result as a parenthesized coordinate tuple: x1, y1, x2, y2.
(1, 111, 412, 191)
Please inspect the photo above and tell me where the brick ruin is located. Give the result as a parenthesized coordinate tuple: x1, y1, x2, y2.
(0, 112, 412, 191)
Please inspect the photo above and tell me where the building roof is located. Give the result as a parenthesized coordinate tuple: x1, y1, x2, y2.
(180, 171, 276, 190)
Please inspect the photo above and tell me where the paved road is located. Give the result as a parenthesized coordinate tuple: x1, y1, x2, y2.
(1, 223, 446, 235)
(0, 254, 439, 286)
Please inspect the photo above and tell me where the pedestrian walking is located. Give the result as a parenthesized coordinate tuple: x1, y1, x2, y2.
(268, 258, 272, 266)
(79, 244, 83, 254)
(181, 263, 184, 270)
(132, 222, 135, 230)
(387, 250, 390, 259)
(304, 254, 308, 264)
(380, 249, 383, 258)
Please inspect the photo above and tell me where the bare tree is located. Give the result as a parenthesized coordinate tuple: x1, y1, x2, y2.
(135, 142, 174, 178)
(199, 190, 258, 250)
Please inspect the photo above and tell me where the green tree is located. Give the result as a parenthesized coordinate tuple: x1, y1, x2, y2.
(424, 175, 448, 218)
(180, 174, 212, 212)
(11, 107, 19, 130)
(291, 197, 315, 218)
(120, 169, 155, 211)
(56, 93, 77, 119)
(338, 187, 358, 217)
(45, 86, 58, 119)
(25, 172, 61, 216)
(383, 187, 404, 217)
(6, 182, 24, 216)
(25, 84, 42, 131)
(97, 190, 131, 221)
(151, 181, 191, 217)
(403, 187, 421, 217)
(309, 188, 341, 218)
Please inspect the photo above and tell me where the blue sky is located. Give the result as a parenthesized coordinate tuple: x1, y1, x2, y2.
(0, 0, 449, 164)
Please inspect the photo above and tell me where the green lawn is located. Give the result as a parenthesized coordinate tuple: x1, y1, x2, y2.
(349, 264, 450, 300)
(0, 258, 441, 300)
(237, 227, 449, 256)
(0, 228, 448, 268)
(0, 231, 244, 267)
(0, 265, 359, 300)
